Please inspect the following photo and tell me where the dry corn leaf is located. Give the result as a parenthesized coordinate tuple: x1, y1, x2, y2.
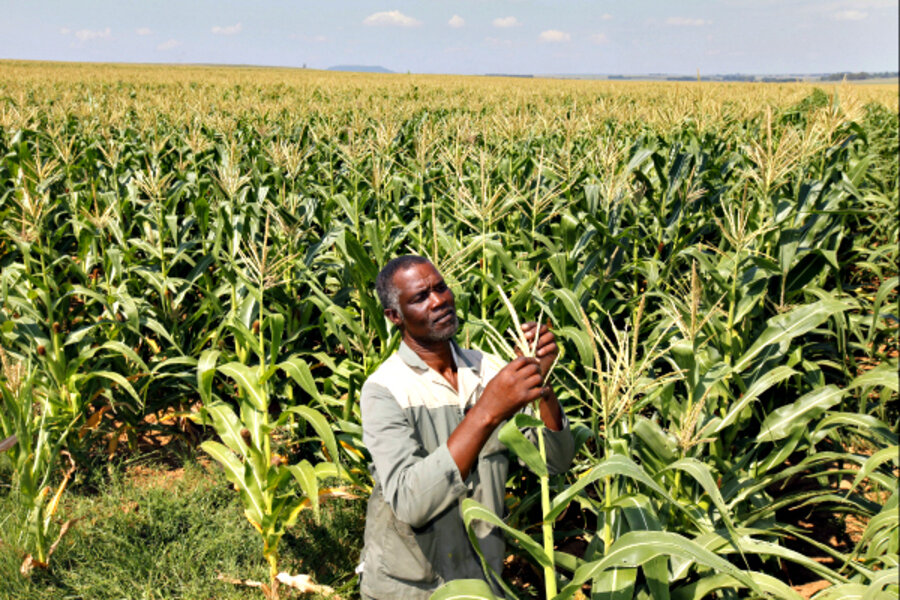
(296, 487, 360, 509)
(276, 572, 338, 598)
(79, 405, 111, 439)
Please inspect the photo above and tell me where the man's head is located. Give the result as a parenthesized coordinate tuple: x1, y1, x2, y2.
(376, 256, 459, 343)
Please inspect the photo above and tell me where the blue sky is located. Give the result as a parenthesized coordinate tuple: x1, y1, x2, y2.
(2, 1, 897, 75)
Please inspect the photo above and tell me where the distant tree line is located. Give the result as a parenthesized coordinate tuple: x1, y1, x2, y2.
(820, 71, 899, 81)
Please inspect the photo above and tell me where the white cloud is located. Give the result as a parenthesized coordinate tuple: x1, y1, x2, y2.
(157, 39, 181, 51)
(493, 16, 520, 28)
(74, 27, 112, 42)
(136, 27, 152, 36)
(665, 17, 711, 26)
(539, 29, 571, 43)
(590, 33, 609, 44)
(211, 23, 242, 35)
(832, 9, 868, 20)
(600, 13, 613, 21)
(363, 10, 421, 27)
(449, 15, 465, 28)
(59, 27, 71, 35)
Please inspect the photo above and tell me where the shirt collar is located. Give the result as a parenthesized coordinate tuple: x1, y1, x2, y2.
(397, 339, 477, 368)
(397, 339, 431, 371)
(397, 339, 480, 407)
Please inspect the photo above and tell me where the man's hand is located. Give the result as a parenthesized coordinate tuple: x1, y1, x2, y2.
(448, 356, 545, 479)
(477, 356, 545, 425)
(521, 321, 558, 380)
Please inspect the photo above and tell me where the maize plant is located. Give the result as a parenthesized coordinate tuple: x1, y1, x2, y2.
(0, 349, 77, 575)
(193, 214, 349, 596)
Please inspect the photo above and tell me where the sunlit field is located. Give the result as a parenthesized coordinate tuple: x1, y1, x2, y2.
(1, 60, 897, 600)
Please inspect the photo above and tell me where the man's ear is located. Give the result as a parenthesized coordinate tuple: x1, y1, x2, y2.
(385, 308, 403, 328)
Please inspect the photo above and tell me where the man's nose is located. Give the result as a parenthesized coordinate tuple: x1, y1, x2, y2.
(429, 288, 452, 308)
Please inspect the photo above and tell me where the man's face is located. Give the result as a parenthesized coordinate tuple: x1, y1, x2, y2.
(389, 262, 459, 343)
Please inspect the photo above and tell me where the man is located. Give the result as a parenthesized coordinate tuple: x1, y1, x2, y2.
(359, 255, 574, 599)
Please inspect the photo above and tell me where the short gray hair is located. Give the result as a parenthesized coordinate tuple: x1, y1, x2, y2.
(375, 255, 431, 313)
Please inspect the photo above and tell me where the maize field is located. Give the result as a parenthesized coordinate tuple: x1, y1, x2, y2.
(0, 60, 897, 599)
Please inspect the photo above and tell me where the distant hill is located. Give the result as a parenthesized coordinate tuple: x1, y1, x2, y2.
(327, 65, 393, 74)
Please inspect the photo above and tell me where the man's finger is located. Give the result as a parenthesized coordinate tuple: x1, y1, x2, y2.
(535, 344, 557, 358)
(518, 362, 542, 378)
(509, 356, 539, 370)
(524, 385, 546, 403)
(522, 373, 544, 389)
(535, 330, 555, 346)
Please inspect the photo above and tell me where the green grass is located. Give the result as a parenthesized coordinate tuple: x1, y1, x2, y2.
(0, 453, 365, 600)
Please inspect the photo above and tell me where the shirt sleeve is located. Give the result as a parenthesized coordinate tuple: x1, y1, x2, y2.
(539, 413, 576, 476)
(521, 406, 575, 476)
(361, 381, 469, 528)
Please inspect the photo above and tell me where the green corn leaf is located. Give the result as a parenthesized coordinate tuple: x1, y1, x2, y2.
(140, 317, 180, 351)
(226, 318, 262, 359)
(848, 361, 899, 394)
(591, 566, 638, 600)
(240, 402, 266, 451)
(731, 536, 845, 583)
(553, 550, 582, 574)
(429, 579, 500, 600)
(498, 414, 547, 477)
(288, 460, 320, 522)
(283, 405, 340, 466)
(245, 443, 270, 497)
(614, 495, 667, 600)
(556, 530, 761, 599)
(866, 276, 898, 346)
(810, 583, 867, 600)
(716, 365, 797, 432)
(546, 455, 677, 523)
(218, 361, 267, 412)
(756, 384, 844, 443)
(625, 141, 657, 173)
(86, 370, 143, 407)
(733, 298, 847, 373)
(614, 494, 662, 532)
(554, 326, 594, 367)
(754, 428, 804, 475)
(460, 498, 551, 569)
(663, 458, 738, 537)
(278, 355, 321, 403)
(671, 571, 804, 600)
(98, 340, 149, 372)
(812, 413, 898, 446)
(201, 440, 264, 524)
(552, 288, 585, 326)
(854, 495, 898, 557)
(63, 322, 100, 346)
(844, 445, 898, 497)
(197, 349, 220, 405)
(203, 401, 247, 457)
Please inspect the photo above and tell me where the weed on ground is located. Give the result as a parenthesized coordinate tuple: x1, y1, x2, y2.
(0, 454, 365, 600)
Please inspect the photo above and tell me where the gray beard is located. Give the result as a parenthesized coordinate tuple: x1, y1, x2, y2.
(420, 313, 460, 342)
